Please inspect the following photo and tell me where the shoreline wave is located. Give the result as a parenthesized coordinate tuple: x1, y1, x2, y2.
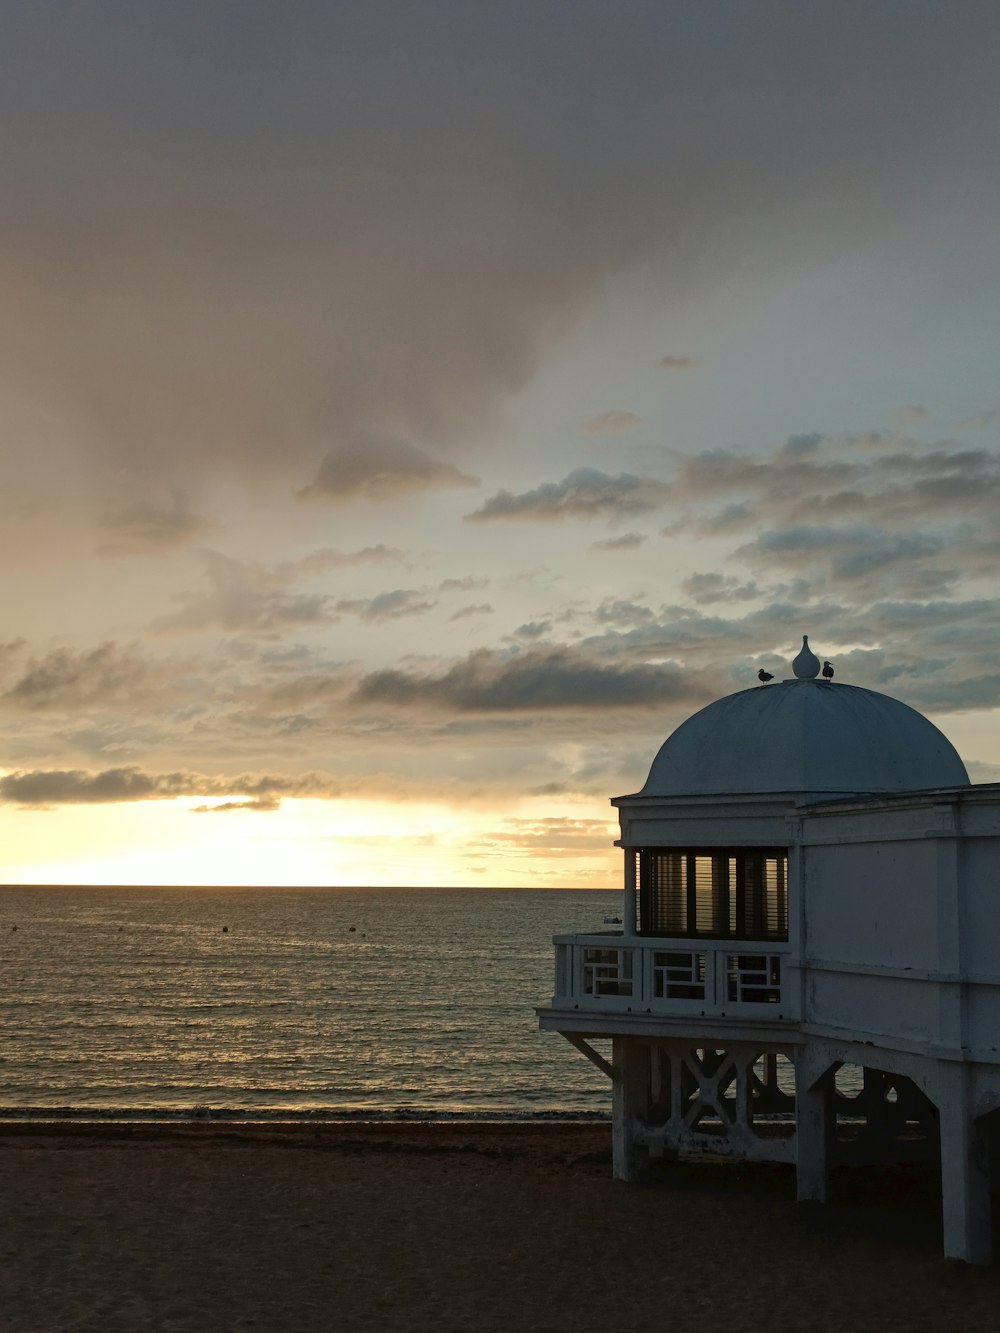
(0, 1105, 613, 1124)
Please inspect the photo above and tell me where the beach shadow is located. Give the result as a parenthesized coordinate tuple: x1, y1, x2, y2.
(638, 1155, 1000, 1261)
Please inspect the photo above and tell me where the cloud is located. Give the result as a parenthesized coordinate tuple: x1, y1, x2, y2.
(2, 4, 993, 512)
(151, 546, 406, 635)
(334, 589, 436, 622)
(580, 410, 641, 434)
(438, 576, 489, 592)
(450, 603, 493, 622)
(0, 767, 349, 807)
(896, 673, 1000, 713)
(299, 433, 478, 502)
(0, 639, 27, 677)
(746, 525, 947, 579)
(351, 645, 706, 712)
(780, 433, 826, 456)
(95, 494, 210, 556)
(289, 546, 405, 573)
(661, 432, 1000, 598)
(465, 468, 670, 523)
(589, 533, 646, 552)
(673, 434, 1000, 527)
(3, 643, 148, 710)
(480, 816, 616, 854)
(509, 621, 553, 641)
(656, 355, 694, 371)
(153, 550, 334, 634)
(681, 572, 759, 604)
(191, 796, 281, 813)
(594, 599, 655, 629)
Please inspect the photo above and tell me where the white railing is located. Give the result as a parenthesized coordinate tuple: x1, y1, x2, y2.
(552, 932, 795, 1020)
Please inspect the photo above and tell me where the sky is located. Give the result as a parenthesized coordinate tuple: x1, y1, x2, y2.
(1, 1, 999, 887)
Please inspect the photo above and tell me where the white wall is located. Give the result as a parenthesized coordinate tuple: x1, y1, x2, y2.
(798, 791, 1000, 1058)
(802, 836, 941, 972)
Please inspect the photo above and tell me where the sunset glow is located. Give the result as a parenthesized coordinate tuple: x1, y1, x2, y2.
(1, 6, 997, 886)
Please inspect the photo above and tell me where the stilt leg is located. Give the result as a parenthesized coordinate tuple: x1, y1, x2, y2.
(940, 1091, 992, 1264)
(796, 1063, 832, 1203)
(612, 1037, 650, 1182)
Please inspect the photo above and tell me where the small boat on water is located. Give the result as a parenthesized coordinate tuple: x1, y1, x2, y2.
(602, 914, 622, 925)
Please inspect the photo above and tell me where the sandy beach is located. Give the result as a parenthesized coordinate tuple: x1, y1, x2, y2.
(0, 1123, 997, 1333)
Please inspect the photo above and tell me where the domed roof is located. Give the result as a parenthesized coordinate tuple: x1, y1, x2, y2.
(638, 678, 969, 798)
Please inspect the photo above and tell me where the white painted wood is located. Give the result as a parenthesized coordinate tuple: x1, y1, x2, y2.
(540, 666, 1000, 1261)
(551, 934, 793, 1019)
(563, 1033, 613, 1080)
(611, 1037, 650, 1182)
(939, 1071, 992, 1264)
(794, 1050, 833, 1202)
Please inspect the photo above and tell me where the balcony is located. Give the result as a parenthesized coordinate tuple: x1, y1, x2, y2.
(552, 933, 795, 1021)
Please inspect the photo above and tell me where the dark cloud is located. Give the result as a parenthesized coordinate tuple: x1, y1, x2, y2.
(351, 645, 706, 712)
(0, 767, 349, 807)
(662, 433, 1000, 598)
(681, 572, 760, 604)
(509, 621, 553, 641)
(334, 589, 436, 622)
(299, 433, 478, 502)
(675, 447, 855, 502)
(4, 643, 148, 710)
(872, 598, 997, 630)
(2, 4, 994, 505)
(594, 599, 655, 629)
(898, 674, 1000, 713)
(674, 434, 1000, 527)
(579, 410, 642, 434)
(565, 586, 1000, 716)
(681, 500, 753, 534)
(589, 533, 647, 552)
(438, 576, 489, 592)
(450, 603, 493, 622)
(466, 468, 670, 523)
(747, 526, 947, 579)
(0, 767, 165, 804)
(656, 355, 694, 371)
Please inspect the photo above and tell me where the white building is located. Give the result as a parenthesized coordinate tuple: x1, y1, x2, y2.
(539, 637, 1000, 1263)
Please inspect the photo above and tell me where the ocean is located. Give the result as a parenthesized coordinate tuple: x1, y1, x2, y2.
(0, 885, 618, 1120)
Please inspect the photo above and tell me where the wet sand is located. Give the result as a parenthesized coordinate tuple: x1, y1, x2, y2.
(0, 1122, 997, 1332)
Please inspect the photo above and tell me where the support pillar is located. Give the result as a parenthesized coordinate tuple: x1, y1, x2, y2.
(795, 1055, 833, 1203)
(612, 1037, 650, 1182)
(939, 1078, 992, 1264)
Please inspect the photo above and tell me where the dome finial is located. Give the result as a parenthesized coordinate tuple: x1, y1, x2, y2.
(792, 634, 821, 679)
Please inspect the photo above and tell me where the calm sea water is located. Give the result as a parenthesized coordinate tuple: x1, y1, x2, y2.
(0, 886, 618, 1119)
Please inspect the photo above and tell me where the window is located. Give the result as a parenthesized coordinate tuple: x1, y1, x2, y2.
(638, 848, 788, 941)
